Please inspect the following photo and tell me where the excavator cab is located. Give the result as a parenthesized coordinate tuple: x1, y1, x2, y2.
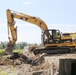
(43, 29, 61, 45)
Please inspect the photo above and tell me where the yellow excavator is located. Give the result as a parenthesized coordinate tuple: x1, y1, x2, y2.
(5, 9, 76, 55)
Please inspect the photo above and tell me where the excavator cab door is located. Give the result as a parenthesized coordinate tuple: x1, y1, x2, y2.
(52, 30, 61, 43)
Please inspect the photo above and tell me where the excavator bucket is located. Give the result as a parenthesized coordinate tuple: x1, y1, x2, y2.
(5, 44, 14, 55)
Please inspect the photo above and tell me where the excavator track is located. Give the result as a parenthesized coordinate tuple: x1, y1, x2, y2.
(34, 47, 70, 55)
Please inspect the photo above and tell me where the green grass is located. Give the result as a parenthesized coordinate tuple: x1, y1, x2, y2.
(0, 72, 8, 75)
(0, 49, 5, 53)
(0, 49, 23, 57)
(13, 49, 23, 53)
(0, 49, 5, 57)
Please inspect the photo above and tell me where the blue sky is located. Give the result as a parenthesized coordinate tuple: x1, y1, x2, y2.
(0, 0, 76, 43)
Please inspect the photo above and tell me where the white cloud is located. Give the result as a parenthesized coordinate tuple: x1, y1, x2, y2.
(24, 1, 31, 5)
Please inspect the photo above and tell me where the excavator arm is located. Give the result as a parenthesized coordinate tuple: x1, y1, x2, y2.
(5, 9, 50, 55)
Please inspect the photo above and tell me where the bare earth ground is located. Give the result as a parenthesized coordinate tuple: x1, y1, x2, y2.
(0, 51, 76, 75)
(0, 52, 51, 75)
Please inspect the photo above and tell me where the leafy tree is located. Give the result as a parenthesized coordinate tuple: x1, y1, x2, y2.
(0, 41, 41, 50)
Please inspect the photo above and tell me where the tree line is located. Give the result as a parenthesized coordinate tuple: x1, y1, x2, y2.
(0, 41, 42, 49)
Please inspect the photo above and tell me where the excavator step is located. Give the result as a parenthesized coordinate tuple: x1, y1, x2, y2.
(34, 47, 70, 55)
